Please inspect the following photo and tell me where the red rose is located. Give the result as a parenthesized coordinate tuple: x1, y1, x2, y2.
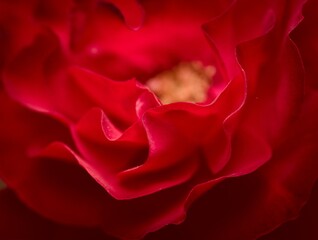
(0, 0, 317, 239)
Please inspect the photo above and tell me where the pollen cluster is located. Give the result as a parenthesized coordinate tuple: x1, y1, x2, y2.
(147, 61, 215, 104)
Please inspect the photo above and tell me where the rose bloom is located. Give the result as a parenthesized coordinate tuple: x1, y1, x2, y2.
(0, 0, 318, 239)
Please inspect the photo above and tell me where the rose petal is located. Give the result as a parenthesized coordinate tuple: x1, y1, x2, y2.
(3, 30, 154, 127)
(292, 0, 318, 90)
(259, 181, 318, 240)
(71, 107, 149, 198)
(103, 0, 145, 30)
(145, 133, 318, 240)
(70, 0, 235, 81)
(0, 188, 112, 240)
(0, 88, 72, 185)
(2, 142, 109, 227)
(204, 0, 305, 176)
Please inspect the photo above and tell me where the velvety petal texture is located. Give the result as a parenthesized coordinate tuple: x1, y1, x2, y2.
(0, 0, 317, 239)
(0, 189, 113, 240)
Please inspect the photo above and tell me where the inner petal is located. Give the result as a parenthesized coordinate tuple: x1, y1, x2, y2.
(147, 61, 215, 104)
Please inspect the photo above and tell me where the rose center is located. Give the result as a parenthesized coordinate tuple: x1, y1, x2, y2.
(147, 61, 215, 104)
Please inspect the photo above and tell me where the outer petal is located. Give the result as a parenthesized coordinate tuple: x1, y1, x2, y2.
(259, 181, 318, 240)
(291, 0, 318, 90)
(9, 142, 110, 227)
(0, 86, 72, 186)
(0, 88, 109, 230)
(0, 0, 73, 64)
(3, 141, 206, 239)
(3, 30, 156, 126)
(0, 189, 112, 240)
(260, 0, 318, 238)
(205, 0, 305, 176)
(145, 111, 318, 240)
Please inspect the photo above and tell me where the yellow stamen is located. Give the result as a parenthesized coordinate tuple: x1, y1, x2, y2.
(147, 61, 215, 104)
